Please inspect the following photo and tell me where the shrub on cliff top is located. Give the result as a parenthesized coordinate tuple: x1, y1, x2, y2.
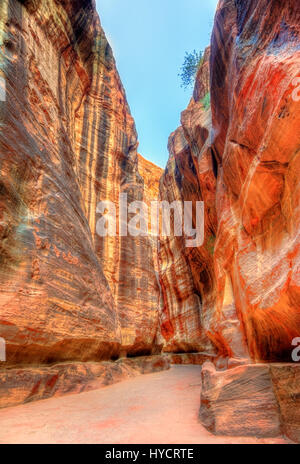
(179, 50, 204, 90)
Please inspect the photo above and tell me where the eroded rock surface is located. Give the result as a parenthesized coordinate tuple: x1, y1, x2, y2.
(157, 0, 300, 441)
(0, 0, 160, 367)
(208, 0, 300, 362)
(159, 0, 300, 362)
(158, 48, 218, 355)
(199, 362, 281, 437)
(200, 361, 300, 442)
(0, 355, 169, 409)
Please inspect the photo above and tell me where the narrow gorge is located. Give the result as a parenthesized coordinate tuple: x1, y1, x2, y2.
(0, 0, 300, 443)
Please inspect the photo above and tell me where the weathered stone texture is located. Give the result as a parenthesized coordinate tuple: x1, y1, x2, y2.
(156, 0, 300, 442)
(158, 0, 300, 363)
(208, 0, 300, 362)
(200, 361, 300, 442)
(0, 0, 160, 366)
(0, 355, 170, 409)
(158, 48, 218, 355)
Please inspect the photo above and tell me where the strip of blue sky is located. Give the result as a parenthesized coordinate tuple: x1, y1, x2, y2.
(96, 0, 218, 168)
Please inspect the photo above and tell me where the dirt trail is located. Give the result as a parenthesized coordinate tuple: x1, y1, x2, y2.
(0, 365, 289, 444)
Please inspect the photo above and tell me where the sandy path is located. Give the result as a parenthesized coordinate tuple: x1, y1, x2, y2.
(0, 365, 289, 444)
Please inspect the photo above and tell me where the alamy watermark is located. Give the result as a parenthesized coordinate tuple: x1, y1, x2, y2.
(0, 76, 5, 102)
(96, 195, 204, 248)
(0, 337, 5, 361)
(292, 338, 300, 362)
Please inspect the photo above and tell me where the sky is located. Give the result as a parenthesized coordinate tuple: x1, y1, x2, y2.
(96, 0, 219, 168)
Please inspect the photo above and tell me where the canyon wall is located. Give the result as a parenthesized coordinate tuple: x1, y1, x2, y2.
(159, 0, 300, 365)
(157, 0, 300, 441)
(158, 47, 218, 355)
(208, 0, 300, 363)
(0, 0, 299, 438)
(0, 0, 160, 368)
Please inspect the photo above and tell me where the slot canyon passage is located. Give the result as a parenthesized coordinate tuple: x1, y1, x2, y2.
(0, 0, 300, 444)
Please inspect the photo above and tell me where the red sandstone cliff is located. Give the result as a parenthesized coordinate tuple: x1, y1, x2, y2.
(157, 0, 300, 441)
(158, 47, 218, 355)
(0, 0, 161, 367)
(159, 0, 300, 364)
(208, 0, 300, 364)
(0, 0, 300, 441)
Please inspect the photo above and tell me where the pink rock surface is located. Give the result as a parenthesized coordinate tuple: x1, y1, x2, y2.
(0, 366, 290, 444)
(164, 352, 217, 365)
(0, 355, 170, 409)
(200, 361, 300, 443)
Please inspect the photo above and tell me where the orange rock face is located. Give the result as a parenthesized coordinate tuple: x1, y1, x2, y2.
(156, 0, 300, 441)
(199, 361, 300, 439)
(209, 0, 300, 362)
(158, 0, 300, 363)
(158, 48, 218, 354)
(137, 154, 163, 203)
(0, 0, 299, 433)
(0, 0, 161, 366)
(0, 355, 170, 409)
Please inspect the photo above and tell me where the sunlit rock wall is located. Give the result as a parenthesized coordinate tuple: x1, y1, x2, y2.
(0, 0, 160, 365)
(159, 0, 300, 363)
(209, 0, 300, 362)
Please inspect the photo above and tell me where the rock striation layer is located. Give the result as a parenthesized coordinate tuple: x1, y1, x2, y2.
(157, 0, 300, 442)
(158, 0, 300, 363)
(158, 48, 218, 355)
(0, 355, 169, 409)
(0, 0, 161, 370)
(208, 0, 300, 363)
(200, 361, 300, 442)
